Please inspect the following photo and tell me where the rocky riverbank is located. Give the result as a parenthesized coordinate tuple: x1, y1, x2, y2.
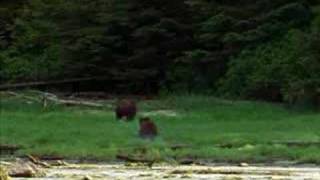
(1, 159, 320, 179)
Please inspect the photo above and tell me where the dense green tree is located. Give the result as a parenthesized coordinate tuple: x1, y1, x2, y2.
(219, 29, 320, 106)
(0, 0, 319, 104)
(127, 0, 194, 91)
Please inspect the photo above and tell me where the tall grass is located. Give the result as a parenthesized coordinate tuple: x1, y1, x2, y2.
(1, 94, 320, 163)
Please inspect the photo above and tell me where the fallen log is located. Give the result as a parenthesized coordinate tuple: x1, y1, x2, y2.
(116, 154, 156, 168)
(1, 90, 104, 108)
(46, 96, 104, 108)
(37, 155, 64, 161)
(0, 91, 41, 102)
(29, 91, 104, 108)
(116, 154, 154, 163)
(0, 144, 22, 155)
(27, 155, 50, 168)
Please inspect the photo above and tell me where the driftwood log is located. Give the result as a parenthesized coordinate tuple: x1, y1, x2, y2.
(27, 155, 51, 168)
(1, 91, 104, 108)
(0, 144, 22, 155)
(45, 96, 104, 108)
(116, 154, 156, 168)
(1, 91, 41, 102)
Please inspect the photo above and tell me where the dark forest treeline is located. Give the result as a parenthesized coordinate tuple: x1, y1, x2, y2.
(0, 0, 319, 106)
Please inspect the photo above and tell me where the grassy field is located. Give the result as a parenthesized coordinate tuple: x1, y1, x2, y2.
(1, 92, 320, 163)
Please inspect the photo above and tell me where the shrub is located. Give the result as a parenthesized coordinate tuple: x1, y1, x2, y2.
(219, 29, 320, 108)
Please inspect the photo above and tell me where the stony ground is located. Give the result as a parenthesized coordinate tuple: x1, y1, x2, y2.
(5, 162, 320, 180)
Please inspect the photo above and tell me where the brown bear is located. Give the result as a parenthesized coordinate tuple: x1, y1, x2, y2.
(139, 117, 158, 140)
(115, 99, 137, 121)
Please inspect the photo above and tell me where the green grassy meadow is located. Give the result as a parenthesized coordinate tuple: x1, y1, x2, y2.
(1, 93, 320, 163)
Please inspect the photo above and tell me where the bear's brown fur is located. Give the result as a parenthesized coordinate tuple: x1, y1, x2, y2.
(139, 117, 158, 139)
(115, 99, 137, 121)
